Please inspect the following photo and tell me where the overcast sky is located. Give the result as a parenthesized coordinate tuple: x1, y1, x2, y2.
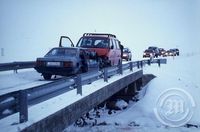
(0, 0, 199, 62)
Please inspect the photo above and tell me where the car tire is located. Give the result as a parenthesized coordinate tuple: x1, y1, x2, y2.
(82, 65, 88, 73)
(43, 73, 52, 80)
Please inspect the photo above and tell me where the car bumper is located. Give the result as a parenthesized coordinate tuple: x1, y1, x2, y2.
(122, 56, 129, 60)
(34, 66, 79, 76)
(143, 54, 151, 57)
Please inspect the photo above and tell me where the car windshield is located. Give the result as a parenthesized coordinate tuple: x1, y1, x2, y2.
(46, 48, 77, 57)
(77, 37, 109, 48)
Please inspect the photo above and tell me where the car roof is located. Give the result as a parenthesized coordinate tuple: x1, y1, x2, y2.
(51, 47, 85, 50)
(145, 49, 154, 51)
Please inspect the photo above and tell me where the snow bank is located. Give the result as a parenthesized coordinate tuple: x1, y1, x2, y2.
(66, 53, 200, 131)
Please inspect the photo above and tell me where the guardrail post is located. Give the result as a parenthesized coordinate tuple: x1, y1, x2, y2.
(137, 61, 140, 69)
(129, 62, 133, 71)
(118, 62, 123, 75)
(103, 68, 108, 82)
(14, 65, 18, 74)
(158, 59, 161, 67)
(76, 75, 82, 95)
(19, 90, 28, 123)
(140, 61, 143, 68)
(148, 59, 151, 66)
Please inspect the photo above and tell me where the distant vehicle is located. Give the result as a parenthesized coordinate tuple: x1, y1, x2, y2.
(76, 33, 122, 68)
(148, 46, 159, 57)
(173, 48, 179, 56)
(163, 49, 176, 57)
(158, 48, 166, 56)
(143, 49, 155, 58)
(122, 48, 132, 61)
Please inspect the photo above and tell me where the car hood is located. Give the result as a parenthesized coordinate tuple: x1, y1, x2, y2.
(36, 56, 78, 62)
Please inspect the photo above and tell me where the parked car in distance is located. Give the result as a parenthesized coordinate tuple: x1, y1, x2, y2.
(34, 47, 98, 80)
(76, 33, 122, 68)
(158, 48, 166, 56)
(143, 49, 155, 58)
(148, 46, 159, 57)
(122, 48, 132, 61)
(173, 48, 179, 56)
(163, 49, 176, 57)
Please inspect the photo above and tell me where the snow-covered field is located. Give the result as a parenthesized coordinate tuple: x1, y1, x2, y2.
(65, 53, 200, 132)
(0, 69, 52, 95)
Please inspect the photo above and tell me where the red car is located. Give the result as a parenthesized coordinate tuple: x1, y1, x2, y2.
(76, 33, 122, 68)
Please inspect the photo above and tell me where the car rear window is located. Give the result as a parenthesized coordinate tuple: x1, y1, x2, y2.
(46, 48, 77, 57)
(77, 37, 109, 48)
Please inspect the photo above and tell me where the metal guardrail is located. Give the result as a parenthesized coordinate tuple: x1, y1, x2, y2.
(0, 61, 36, 72)
(0, 58, 167, 123)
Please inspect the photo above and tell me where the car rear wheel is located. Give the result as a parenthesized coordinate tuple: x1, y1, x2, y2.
(43, 73, 52, 80)
(81, 65, 88, 73)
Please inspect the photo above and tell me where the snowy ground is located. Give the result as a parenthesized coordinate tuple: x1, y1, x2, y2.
(65, 53, 200, 132)
(0, 69, 53, 95)
(0, 66, 141, 132)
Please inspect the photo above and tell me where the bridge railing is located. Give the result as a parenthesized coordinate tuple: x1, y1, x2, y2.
(0, 58, 166, 123)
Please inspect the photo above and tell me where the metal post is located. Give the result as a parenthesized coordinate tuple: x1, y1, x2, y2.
(19, 90, 28, 123)
(137, 61, 140, 69)
(129, 62, 133, 71)
(103, 68, 108, 82)
(148, 59, 151, 66)
(1, 48, 4, 56)
(118, 62, 123, 75)
(140, 61, 143, 68)
(76, 75, 82, 95)
(158, 59, 161, 67)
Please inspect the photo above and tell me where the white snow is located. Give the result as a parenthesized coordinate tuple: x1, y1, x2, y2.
(115, 99, 128, 110)
(0, 69, 53, 95)
(0, 67, 140, 132)
(65, 53, 200, 132)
